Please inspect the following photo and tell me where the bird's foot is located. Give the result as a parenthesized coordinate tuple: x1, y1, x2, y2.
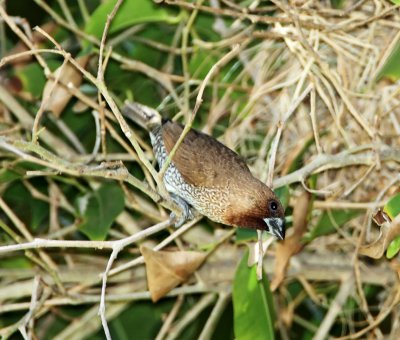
(169, 194, 193, 228)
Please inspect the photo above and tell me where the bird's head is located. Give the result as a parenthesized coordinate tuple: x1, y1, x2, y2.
(225, 185, 286, 240)
(262, 197, 285, 240)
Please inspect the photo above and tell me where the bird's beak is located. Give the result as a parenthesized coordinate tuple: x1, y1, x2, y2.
(263, 217, 286, 240)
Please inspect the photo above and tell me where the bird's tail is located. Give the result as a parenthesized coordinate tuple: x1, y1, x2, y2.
(122, 101, 162, 131)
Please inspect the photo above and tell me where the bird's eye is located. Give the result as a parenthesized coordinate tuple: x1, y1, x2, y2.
(270, 201, 278, 211)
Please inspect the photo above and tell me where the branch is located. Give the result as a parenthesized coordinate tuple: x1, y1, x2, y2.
(273, 146, 400, 188)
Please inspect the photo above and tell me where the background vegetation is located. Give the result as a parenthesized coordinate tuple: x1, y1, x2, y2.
(1, 0, 400, 339)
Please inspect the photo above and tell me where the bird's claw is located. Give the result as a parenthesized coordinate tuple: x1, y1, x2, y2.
(168, 194, 193, 227)
(170, 208, 193, 228)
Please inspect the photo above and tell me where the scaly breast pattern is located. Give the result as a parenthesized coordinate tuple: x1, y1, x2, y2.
(151, 127, 229, 223)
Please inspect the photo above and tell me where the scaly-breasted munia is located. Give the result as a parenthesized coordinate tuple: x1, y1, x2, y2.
(123, 102, 285, 240)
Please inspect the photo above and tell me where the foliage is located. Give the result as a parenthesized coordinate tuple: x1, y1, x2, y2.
(233, 252, 275, 340)
(1, 0, 400, 339)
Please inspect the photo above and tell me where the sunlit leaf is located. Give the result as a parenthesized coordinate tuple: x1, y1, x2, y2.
(385, 193, 400, 258)
(378, 41, 400, 81)
(387, 236, 400, 259)
(85, 0, 179, 39)
(233, 251, 275, 340)
(77, 182, 125, 240)
(383, 193, 400, 220)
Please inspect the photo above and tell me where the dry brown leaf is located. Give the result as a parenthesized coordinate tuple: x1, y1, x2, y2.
(271, 191, 311, 291)
(8, 22, 57, 66)
(42, 55, 90, 117)
(140, 245, 206, 302)
(359, 219, 400, 259)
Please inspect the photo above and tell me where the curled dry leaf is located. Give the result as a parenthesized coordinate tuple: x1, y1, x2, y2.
(42, 55, 90, 117)
(140, 245, 206, 302)
(359, 216, 400, 259)
(271, 191, 311, 291)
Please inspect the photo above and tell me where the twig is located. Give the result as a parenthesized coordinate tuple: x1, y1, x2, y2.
(198, 291, 231, 340)
(312, 274, 354, 340)
(99, 246, 120, 340)
(32, 57, 69, 143)
(273, 147, 400, 188)
(109, 217, 200, 276)
(0, 137, 178, 213)
(165, 293, 217, 340)
(155, 295, 185, 340)
(336, 287, 400, 340)
(0, 220, 171, 255)
(97, 219, 171, 340)
(33, 25, 163, 189)
(159, 44, 241, 178)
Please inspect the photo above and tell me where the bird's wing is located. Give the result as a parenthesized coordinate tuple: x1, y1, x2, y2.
(162, 121, 252, 187)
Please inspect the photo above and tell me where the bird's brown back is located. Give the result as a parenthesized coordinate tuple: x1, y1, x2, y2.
(161, 121, 253, 189)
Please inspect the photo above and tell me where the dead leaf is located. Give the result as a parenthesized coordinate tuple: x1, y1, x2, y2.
(42, 55, 90, 117)
(359, 219, 400, 259)
(140, 246, 206, 302)
(8, 22, 57, 66)
(271, 191, 311, 291)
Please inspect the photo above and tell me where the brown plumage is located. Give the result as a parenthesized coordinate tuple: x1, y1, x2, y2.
(123, 102, 285, 240)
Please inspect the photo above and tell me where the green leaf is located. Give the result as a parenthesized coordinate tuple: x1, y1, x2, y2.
(12, 60, 61, 98)
(330, 0, 345, 8)
(233, 251, 275, 340)
(378, 41, 400, 81)
(85, 0, 179, 39)
(13, 63, 46, 98)
(0, 168, 22, 184)
(390, 0, 400, 4)
(385, 193, 400, 258)
(0, 257, 32, 269)
(3, 181, 49, 232)
(235, 228, 258, 243)
(306, 209, 362, 241)
(77, 182, 125, 240)
(383, 193, 400, 220)
(274, 186, 290, 210)
(387, 236, 400, 259)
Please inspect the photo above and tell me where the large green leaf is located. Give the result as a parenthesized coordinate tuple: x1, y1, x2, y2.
(77, 182, 125, 240)
(306, 209, 362, 241)
(85, 0, 179, 39)
(384, 193, 400, 259)
(233, 251, 275, 340)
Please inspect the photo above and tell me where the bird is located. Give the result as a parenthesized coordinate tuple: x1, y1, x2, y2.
(122, 102, 285, 240)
